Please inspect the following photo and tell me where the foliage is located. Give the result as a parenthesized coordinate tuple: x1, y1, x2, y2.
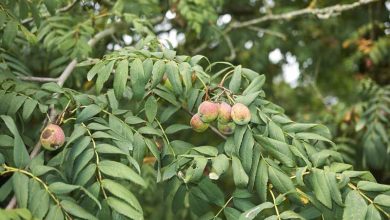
(0, 0, 389, 220)
(326, 80, 390, 181)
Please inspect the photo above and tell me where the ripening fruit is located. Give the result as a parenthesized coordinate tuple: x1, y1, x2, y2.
(218, 102, 232, 123)
(198, 101, 219, 123)
(40, 124, 65, 151)
(231, 103, 251, 125)
(217, 121, 236, 135)
(190, 114, 209, 132)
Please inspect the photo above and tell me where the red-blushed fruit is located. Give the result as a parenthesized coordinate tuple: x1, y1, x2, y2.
(231, 103, 251, 125)
(217, 121, 236, 135)
(190, 114, 209, 132)
(40, 124, 65, 151)
(218, 102, 232, 123)
(198, 101, 219, 122)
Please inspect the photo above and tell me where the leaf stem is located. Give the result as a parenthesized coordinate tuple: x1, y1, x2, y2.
(155, 119, 176, 157)
(269, 189, 281, 220)
(213, 196, 233, 219)
(219, 70, 234, 87)
(347, 182, 389, 218)
(81, 123, 108, 199)
(1, 164, 72, 219)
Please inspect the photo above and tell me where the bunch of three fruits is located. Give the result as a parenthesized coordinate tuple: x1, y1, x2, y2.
(190, 101, 251, 135)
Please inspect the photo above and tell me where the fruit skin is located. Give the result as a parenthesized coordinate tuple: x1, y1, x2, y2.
(218, 102, 232, 123)
(40, 124, 65, 151)
(231, 103, 251, 125)
(198, 101, 219, 123)
(217, 121, 236, 135)
(190, 114, 209, 132)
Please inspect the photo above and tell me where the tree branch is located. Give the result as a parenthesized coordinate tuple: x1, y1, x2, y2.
(247, 26, 286, 40)
(56, 60, 78, 87)
(33, 26, 115, 150)
(192, 42, 209, 55)
(57, 0, 80, 13)
(223, 34, 236, 61)
(57, 27, 115, 86)
(192, 0, 378, 54)
(18, 27, 116, 84)
(232, 0, 378, 29)
(6, 27, 115, 210)
(17, 76, 59, 82)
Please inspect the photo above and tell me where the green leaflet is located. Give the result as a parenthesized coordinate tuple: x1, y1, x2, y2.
(342, 190, 367, 220)
(165, 61, 183, 95)
(232, 156, 249, 187)
(145, 96, 158, 122)
(113, 59, 129, 98)
(96, 60, 115, 94)
(99, 160, 146, 187)
(1, 115, 30, 168)
(229, 65, 242, 93)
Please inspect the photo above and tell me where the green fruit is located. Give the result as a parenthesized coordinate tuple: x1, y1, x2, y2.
(40, 124, 65, 151)
(190, 114, 209, 132)
(231, 103, 251, 125)
(198, 101, 219, 123)
(218, 102, 232, 123)
(217, 121, 236, 135)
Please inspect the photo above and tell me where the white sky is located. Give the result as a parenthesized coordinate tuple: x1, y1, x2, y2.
(269, 49, 301, 87)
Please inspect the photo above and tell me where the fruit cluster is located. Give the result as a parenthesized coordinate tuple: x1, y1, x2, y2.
(190, 101, 251, 135)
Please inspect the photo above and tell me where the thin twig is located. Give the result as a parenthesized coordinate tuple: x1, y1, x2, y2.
(6, 27, 115, 209)
(17, 76, 58, 82)
(269, 189, 281, 220)
(58, 0, 80, 13)
(19, 27, 116, 84)
(192, 0, 378, 54)
(222, 34, 236, 61)
(58, 27, 116, 86)
(348, 183, 390, 218)
(232, 0, 378, 29)
(32, 26, 116, 157)
(247, 26, 287, 40)
(213, 196, 233, 219)
(156, 119, 176, 157)
(2, 165, 72, 219)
